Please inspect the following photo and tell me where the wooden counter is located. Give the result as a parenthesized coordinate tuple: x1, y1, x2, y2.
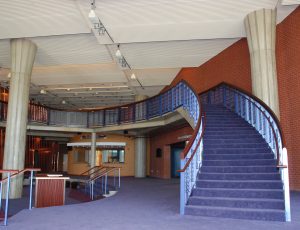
(35, 174, 70, 208)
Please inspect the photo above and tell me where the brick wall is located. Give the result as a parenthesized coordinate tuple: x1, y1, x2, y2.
(152, 6, 300, 190)
(276, 7, 300, 190)
(165, 38, 252, 94)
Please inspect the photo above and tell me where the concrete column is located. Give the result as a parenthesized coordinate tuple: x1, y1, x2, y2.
(3, 38, 37, 198)
(90, 132, 97, 167)
(134, 95, 148, 178)
(244, 9, 280, 117)
(135, 136, 147, 178)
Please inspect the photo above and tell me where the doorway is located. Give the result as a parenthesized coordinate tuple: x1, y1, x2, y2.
(171, 142, 185, 178)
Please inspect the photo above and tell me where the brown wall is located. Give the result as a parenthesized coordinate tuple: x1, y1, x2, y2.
(68, 134, 135, 176)
(150, 125, 193, 178)
(154, 7, 300, 190)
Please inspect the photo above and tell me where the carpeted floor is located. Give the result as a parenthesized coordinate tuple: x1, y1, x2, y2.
(4, 178, 300, 230)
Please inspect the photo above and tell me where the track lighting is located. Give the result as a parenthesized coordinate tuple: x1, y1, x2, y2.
(130, 73, 136, 80)
(115, 45, 122, 58)
(40, 89, 47, 94)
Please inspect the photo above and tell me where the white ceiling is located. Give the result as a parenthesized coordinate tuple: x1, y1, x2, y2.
(0, 0, 298, 109)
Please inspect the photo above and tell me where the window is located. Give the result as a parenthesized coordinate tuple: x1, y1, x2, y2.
(102, 149, 125, 163)
(73, 149, 89, 163)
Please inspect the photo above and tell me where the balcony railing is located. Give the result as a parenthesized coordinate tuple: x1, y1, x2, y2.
(0, 81, 192, 129)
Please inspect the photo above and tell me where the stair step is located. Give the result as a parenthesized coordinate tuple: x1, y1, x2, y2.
(204, 134, 261, 139)
(198, 173, 281, 180)
(192, 188, 284, 199)
(201, 166, 278, 173)
(196, 180, 282, 189)
(204, 153, 274, 160)
(202, 159, 276, 166)
(204, 138, 265, 144)
(187, 196, 284, 210)
(205, 148, 272, 154)
(184, 205, 285, 221)
(204, 143, 269, 149)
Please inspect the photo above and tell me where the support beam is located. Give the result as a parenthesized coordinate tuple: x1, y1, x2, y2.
(3, 38, 37, 198)
(244, 9, 280, 118)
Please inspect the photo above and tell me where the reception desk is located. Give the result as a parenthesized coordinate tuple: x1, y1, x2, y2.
(35, 174, 70, 208)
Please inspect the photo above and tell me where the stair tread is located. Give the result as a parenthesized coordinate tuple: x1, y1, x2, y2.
(200, 172, 279, 175)
(186, 205, 285, 213)
(194, 187, 282, 191)
(189, 196, 284, 202)
(197, 179, 281, 182)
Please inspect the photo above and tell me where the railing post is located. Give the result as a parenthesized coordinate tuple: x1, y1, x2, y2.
(180, 160, 185, 215)
(222, 87, 227, 107)
(118, 168, 121, 188)
(29, 170, 34, 210)
(0, 182, 2, 210)
(104, 173, 108, 195)
(4, 172, 11, 226)
(103, 110, 106, 126)
(282, 148, 291, 221)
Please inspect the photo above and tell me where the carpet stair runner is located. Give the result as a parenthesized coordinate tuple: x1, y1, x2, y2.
(185, 104, 285, 221)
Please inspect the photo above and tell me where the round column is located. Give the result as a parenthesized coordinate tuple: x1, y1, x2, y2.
(3, 38, 37, 198)
(135, 136, 147, 178)
(90, 132, 97, 167)
(134, 95, 148, 178)
(244, 9, 280, 117)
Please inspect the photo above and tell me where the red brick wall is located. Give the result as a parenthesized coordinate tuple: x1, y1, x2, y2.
(152, 7, 300, 190)
(165, 38, 252, 94)
(276, 7, 300, 190)
(150, 125, 193, 178)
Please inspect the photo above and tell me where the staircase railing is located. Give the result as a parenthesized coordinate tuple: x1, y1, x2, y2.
(0, 168, 40, 226)
(175, 82, 204, 215)
(200, 82, 291, 221)
(87, 167, 120, 200)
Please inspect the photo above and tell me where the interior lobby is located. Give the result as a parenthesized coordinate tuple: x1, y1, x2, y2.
(0, 0, 300, 229)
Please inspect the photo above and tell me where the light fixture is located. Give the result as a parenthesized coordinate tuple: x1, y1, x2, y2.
(61, 100, 66, 104)
(130, 73, 136, 80)
(66, 88, 71, 91)
(7, 72, 11, 79)
(115, 45, 122, 58)
(89, 87, 93, 91)
(40, 89, 47, 94)
(88, 0, 96, 18)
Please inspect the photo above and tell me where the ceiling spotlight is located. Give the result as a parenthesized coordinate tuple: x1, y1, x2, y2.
(40, 89, 47, 94)
(66, 88, 71, 91)
(130, 73, 136, 80)
(88, 9, 96, 19)
(89, 87, 93, 91)
(7, 72, 11, 79)
(95, 92, 99, 95)
(115, 45, 122, 58)
(61, 100, 66, 104)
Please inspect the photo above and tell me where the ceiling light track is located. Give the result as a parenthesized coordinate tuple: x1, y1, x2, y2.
(88, 0, 114, 43)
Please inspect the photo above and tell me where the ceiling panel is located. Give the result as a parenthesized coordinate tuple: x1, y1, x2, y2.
(0, 0, 89, 39)
(116, 39, 239, 69)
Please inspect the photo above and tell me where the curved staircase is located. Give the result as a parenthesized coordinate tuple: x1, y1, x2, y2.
(185, 104, 285, 221)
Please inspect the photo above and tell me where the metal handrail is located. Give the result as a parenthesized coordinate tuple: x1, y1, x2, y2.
(87, 167, 120, 200)
(177, 112, 206, 172)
